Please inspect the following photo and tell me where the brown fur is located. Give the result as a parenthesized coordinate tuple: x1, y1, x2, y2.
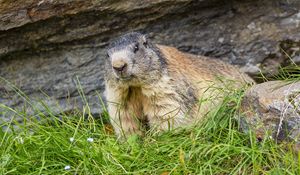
(105, 35, 254, 139)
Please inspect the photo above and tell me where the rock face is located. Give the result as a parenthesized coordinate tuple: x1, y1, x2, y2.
(1, 0, 300, 119)
(240, 81, 300, 149)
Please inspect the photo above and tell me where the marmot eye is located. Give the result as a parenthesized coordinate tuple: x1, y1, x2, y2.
(143, 41, 148, 48)
(133, 43, 139, 53)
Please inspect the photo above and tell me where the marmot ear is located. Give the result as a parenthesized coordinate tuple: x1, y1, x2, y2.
(141, 35, 148, 48)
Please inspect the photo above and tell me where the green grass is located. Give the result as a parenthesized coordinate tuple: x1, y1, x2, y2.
(0, 83, 299, 175)
(272, 65, 300, 82)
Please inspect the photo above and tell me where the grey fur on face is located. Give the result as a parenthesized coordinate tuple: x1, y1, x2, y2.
(106, 32, 167, 84)
(107, 32, 145, 52)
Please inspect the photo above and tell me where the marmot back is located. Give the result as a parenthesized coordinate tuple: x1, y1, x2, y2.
(104, 32, 254, 139)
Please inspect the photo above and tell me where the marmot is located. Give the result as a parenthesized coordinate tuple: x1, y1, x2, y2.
(104, 32, 254, 139)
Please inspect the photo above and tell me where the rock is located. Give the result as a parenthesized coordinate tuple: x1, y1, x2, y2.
(240, 81, 300, 150)
(1, 0, 300, 119)
(0, 47, 105, 122)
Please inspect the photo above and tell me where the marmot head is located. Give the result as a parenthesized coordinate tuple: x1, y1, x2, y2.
(106, 32, 166, 85)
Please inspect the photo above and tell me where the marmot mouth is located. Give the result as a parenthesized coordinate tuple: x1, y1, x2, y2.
(117, 74, 134, 81)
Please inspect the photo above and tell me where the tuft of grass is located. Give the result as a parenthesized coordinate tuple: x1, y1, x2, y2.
(273, 65, 300, 82)
(0, 77, 299, 174)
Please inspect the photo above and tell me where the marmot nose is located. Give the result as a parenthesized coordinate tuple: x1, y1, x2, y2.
(113, 63, 127, 72)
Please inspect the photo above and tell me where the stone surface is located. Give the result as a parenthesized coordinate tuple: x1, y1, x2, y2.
(240, 81, 300, 149)
(1, 0, 300, 119)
